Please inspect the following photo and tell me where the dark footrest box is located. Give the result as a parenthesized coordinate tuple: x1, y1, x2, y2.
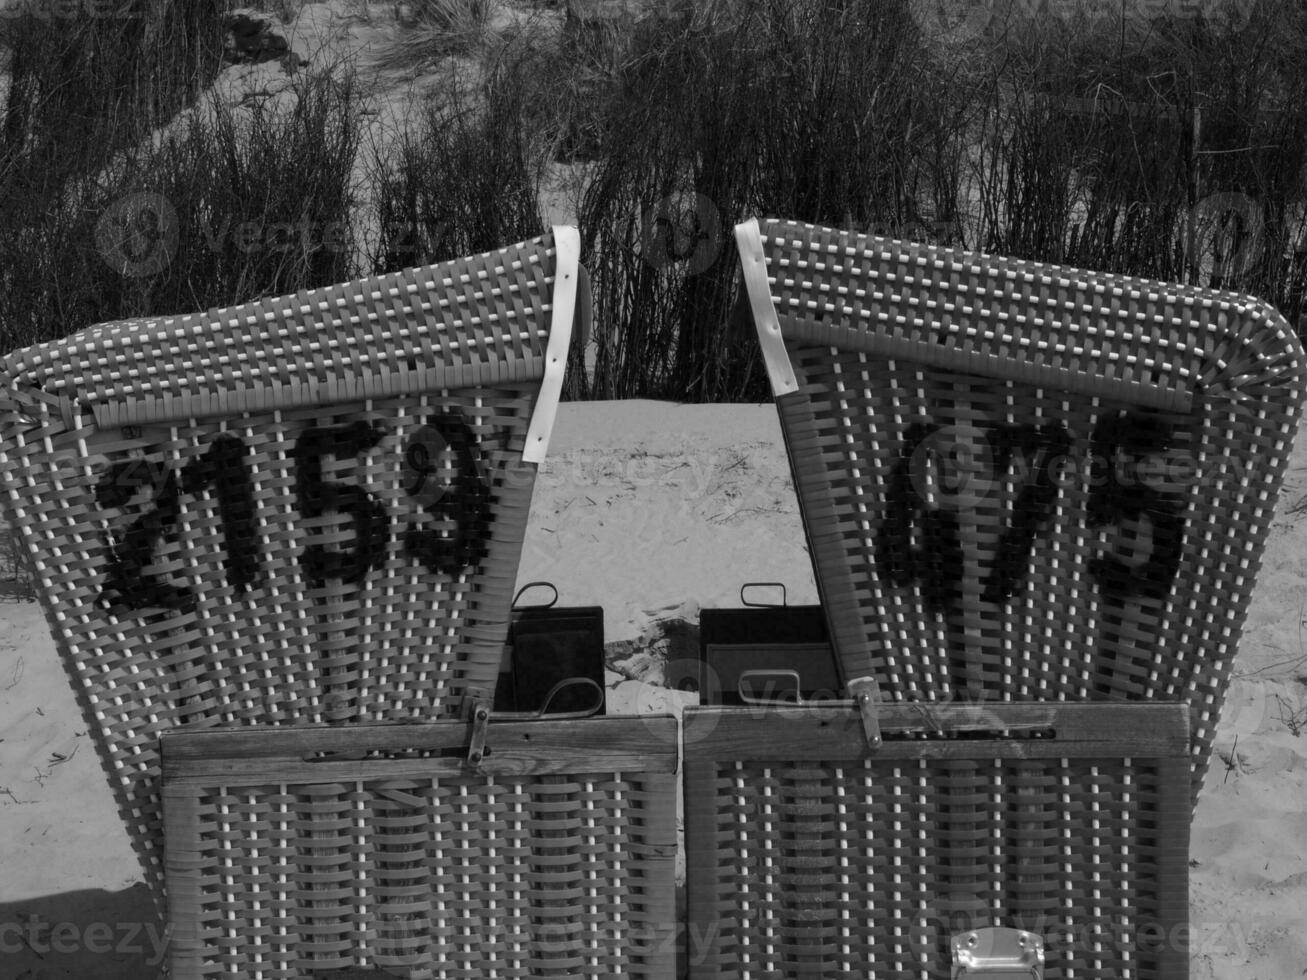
(496, 582, 605, 715)
(698, 584, 839, 705)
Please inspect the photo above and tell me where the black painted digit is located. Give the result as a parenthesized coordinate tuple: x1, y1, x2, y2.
(402, 412, 491, 575)
(294, 422, 389, 586)
(982, 423, 1072, 603)
(874, 422, 963, 612)
(180, 434, 260, 592)
(96, 458, 193, 612)
(876, 421, 1071, 607)
(1087, 411, 1185, 600)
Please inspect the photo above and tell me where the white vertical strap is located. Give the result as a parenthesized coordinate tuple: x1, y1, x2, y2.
(523, 225, 581, 464)
(735, 218, 798, 396)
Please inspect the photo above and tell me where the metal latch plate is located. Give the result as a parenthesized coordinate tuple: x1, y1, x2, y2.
(951, 927, 1044, 979)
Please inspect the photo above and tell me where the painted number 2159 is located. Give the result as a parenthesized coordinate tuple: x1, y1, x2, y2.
(95, 410, 500, 614)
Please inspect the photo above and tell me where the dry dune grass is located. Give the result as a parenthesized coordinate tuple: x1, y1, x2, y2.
(2, 0, 1307, 402)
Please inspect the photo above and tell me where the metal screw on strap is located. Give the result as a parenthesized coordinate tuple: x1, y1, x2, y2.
(465, 702, 491, 768)
(462, 678, 605, 768)
(848, 676, 882, 748)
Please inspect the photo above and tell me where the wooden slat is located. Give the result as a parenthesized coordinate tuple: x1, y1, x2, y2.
(163, 717, 679, 783)
(160, 787, 203, 978)
(1154, 756, 1194, 977)
(684, 760, 725, 977)
(685, 703, 1189, 761)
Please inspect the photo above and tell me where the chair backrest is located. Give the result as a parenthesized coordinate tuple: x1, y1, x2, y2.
(0, 228, 583, 904)
(735, 217, 1305, 803)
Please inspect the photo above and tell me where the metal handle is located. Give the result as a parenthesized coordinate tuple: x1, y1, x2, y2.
(489, 677, 604, 721)
(512, 580, 559, 610)
(740, 582, 787, 607)
(737, 669, 802, 704)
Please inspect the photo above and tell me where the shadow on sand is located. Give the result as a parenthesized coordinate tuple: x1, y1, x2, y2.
(0, 883, 164, 979)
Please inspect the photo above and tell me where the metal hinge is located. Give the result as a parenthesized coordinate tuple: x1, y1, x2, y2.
(847, 675, 882, 748)
(462, 698, 492, 768)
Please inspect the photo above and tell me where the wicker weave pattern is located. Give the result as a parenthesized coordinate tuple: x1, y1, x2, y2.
(2, 242, 556, 427)
(0, 234, 578, 904)
(684, 704, 1190, 979)
(162, 719, 678, 979)
(737, 218, 1306, 801)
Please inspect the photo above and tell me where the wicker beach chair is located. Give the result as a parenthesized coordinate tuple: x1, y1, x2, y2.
(0, 228, 585, 908)
(734, 216, 1305, 803)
